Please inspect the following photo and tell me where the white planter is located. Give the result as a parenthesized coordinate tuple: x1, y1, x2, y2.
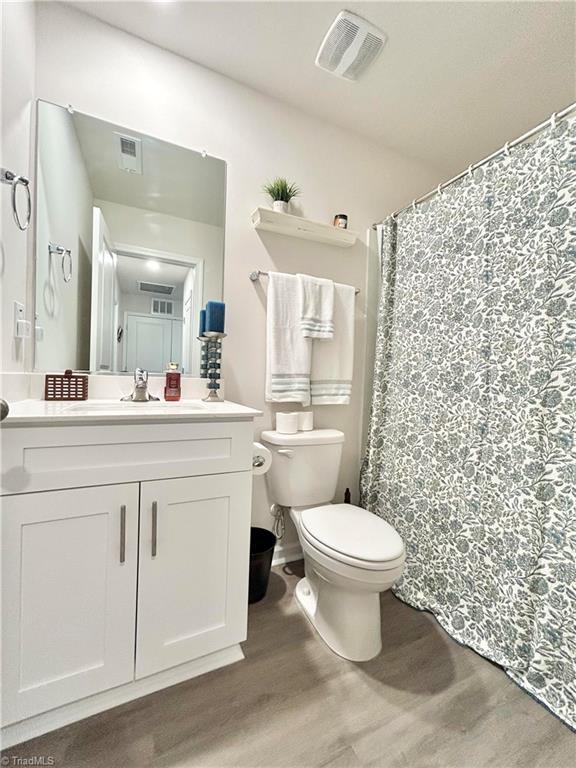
(272, 200, 289, 214)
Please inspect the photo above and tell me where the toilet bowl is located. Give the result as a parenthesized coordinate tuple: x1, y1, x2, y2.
(261, 429, 405, 662)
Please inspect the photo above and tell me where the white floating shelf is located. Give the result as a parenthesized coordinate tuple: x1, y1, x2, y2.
(251, 207, 358, 248)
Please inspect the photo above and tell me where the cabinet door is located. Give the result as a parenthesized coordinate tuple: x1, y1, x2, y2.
(136, 473, 251, 678)
(2, 484, 139, 725)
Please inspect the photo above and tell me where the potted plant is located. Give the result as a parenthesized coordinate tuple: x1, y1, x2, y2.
(263, 177, 301, 214)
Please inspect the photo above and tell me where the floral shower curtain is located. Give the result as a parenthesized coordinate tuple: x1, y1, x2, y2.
(360, 119, 576, 728)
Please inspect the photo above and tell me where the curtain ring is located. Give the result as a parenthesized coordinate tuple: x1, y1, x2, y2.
(467, 164, 474, 177)
(411, 199, 416, 212)
(503, 142, 511, 157)
(11, 175, 31, 231)
(61, 249, 73, 283)
(550, 112, 557, 129)
(437, 184, 443, 196)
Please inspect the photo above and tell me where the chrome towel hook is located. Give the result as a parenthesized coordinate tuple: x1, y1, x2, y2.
(1, 168, 31, 231)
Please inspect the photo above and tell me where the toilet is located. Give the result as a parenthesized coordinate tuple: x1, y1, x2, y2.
(261, 428, 405, 662)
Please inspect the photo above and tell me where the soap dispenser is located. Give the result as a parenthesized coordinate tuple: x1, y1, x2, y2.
(164, 362, 181, 401)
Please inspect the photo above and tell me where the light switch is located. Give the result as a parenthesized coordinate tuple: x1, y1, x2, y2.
(13, 301, 30, 339)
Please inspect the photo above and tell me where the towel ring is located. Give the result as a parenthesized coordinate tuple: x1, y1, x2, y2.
(1, 169, 31, 231)
(12, 175, 31, 231)
(62, 249, 73, 283)
(49, 243, 73, 283)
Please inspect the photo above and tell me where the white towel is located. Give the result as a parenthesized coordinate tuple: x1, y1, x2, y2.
(310, 282, 355, 405)
(266, 272, 312, 406)
(298, 274, 335, 339)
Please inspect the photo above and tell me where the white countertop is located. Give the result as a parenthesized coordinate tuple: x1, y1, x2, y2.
(1, 399, 262, 427)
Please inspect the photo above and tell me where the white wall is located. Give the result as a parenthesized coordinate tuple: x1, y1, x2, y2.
(1, 1, 36, 373)
(35, 103, 93, 371)
(94, 199, 224, 306)
(31, 3, 441, 544)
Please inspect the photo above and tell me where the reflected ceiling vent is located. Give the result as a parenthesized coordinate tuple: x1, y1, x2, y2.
(115, 133, 143, 174)
(315, 10, 386, 80)
(137, 280, 175, 296)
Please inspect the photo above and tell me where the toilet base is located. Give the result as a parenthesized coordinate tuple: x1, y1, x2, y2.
(295, 574, 382, 662)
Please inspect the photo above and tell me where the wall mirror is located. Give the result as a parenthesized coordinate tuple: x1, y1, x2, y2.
(34, 100, 226, 376)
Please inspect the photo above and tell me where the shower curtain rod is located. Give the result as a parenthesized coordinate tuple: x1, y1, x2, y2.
(372, 101, 576, 228)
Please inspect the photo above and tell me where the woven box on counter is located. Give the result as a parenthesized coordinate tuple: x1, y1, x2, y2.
(44, 369, 88, 401)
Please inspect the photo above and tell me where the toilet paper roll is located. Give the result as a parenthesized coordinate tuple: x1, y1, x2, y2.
(298, 411, 314, 431)
(276, 412, 299, 434)
(252, 442, 272, 475)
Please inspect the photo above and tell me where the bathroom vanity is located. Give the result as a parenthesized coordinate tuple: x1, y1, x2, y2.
(0, 96, 259, 748)
(1, 400, 260, 747)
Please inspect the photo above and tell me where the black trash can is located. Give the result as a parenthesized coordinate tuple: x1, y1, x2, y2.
(249, 527, 277, 603)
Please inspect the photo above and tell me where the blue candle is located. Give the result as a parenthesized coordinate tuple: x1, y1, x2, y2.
(205, 301, 226, 333)
(199, 308, 207, 337)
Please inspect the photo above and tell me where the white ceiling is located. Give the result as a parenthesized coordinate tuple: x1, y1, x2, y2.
(116, 253, 189, 298)
(72, 110, 226, 226)
(70, 1, 575, 174)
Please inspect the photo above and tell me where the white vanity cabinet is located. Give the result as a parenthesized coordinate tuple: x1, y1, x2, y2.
(2, 483, 140, 724)
(136, 473, 251, 678)
(0, 403, 259, 748)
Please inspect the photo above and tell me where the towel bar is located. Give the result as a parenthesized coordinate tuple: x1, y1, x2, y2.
(249, 270, 360, 295)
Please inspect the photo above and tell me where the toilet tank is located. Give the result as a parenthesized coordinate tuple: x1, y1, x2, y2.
(260, 429, 345, 507)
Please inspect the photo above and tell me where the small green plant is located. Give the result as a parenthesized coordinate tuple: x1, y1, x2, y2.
(263, 177, 301, 203)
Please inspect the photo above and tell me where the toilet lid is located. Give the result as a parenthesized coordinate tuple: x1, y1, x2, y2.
(300, 504, 404, 565)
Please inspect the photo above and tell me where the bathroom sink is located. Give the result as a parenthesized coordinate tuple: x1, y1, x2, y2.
(64, 401, 207, 414)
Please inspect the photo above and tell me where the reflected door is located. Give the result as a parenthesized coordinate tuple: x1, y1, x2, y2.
(124, 316, 184, 373)
(124, 314, 173, 372)
(171, 319, 183, 367)
(90, 208, 117, 372)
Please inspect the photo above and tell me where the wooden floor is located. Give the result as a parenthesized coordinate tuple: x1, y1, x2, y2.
(3, 561, 573, 768)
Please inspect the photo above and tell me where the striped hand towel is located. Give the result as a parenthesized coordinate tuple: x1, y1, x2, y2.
(310, 282, 355, 405)
(298, 274, 335, 339)
(265, 272, 312, 406)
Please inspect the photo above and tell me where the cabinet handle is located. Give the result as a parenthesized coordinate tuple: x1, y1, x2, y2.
(151, 501, 158, 558)
(119, 505, 126, 564)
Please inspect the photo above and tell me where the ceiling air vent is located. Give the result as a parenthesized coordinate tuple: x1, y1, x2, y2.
(120, 137, 136, 156)
(315, 10, 386, 81)
(115, 133, 142, 174)
(137, 280, 175, 296)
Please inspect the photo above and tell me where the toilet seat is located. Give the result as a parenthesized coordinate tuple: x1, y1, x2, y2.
(299, 504, 405, 571)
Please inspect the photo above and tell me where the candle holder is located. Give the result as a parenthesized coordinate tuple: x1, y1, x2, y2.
(198, 333, 226, 402)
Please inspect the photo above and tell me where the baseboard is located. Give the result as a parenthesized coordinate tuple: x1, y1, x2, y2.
(272, 541, 302, 566)
(1, 644, 244, 749)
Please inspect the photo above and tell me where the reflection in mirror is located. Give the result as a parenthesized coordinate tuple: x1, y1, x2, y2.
(34, 100, 226, 375)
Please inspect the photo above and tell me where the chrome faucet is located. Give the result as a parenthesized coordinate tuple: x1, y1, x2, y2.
(121, 368, 160, 402)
